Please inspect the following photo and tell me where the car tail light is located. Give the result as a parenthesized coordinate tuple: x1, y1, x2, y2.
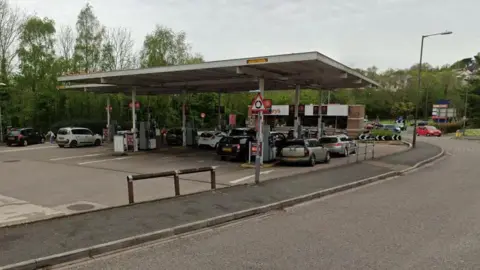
(18, 134, 23, 139)
(234, 144, 241, 151)
(335, 143, 341, 147)
(304, 148, 309, 156)
(251, 146, 257, 153)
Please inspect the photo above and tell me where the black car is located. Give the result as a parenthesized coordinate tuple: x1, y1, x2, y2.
(166, 128, 183, 145)
(6, 128, 44, 146)
(229, 128, 256, 137)
(216, 136, 255, 161)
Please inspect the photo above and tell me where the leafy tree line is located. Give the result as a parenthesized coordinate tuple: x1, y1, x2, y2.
(0, 1, 478, 135)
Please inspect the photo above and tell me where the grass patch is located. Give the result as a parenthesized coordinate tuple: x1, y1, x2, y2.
(464, 129, 480, 136)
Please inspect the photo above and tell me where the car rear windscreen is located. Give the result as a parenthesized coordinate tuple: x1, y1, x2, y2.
(284, 140, 305, 147)
(320, 137, 338, 144)
(8, 130, 20, 136)
(220, 137, 247, 144)
(57, 129, 69, 135)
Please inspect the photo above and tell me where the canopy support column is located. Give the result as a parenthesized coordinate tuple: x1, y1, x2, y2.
(318, 90, 323, 139)
(217, 92, 221, 131)
(182, 90, 187, 147)
(131, 88, 138, 152)
(293, 85, 300, 138)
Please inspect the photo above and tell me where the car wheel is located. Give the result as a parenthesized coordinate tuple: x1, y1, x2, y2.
(309, 154, 316, 167)
(220, 156, 226, 161)
(6, 143, 11, 147)
(22, 140, 28, 147)
(94, 139, 101, 146)
(324, 152, 331, 163)
(417, 133, 420, 136)
(58, 145, 64, 148)
(70, 140, 78, 148)
(40, 138, 45, 144)
(426, 134, 431, 137)
(343, 147, 349, 157)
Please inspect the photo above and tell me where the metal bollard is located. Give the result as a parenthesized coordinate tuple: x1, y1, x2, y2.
(210, 169, 216, 190)
(173, 172, 180, 196)
(372, 139, 375, 159)
(364, 141, 368, 160)
(356, 145, 359, 163)
(127, 178, 134, 204)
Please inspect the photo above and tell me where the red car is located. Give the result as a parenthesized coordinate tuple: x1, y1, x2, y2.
(416, 125, 442, 137)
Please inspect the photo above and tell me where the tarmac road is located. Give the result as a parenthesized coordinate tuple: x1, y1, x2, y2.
(65, 137, 480, 270)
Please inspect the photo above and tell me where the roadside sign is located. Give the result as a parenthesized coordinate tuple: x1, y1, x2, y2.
(128, 102, 140, 110)
(105, 106, 112, 112)
(251, 93, 268, 113)
(200, 112, 206, 118)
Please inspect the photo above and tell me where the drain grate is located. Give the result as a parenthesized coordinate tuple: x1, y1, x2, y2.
(2, 160, 20, 163)
(67, 203, 95, 211)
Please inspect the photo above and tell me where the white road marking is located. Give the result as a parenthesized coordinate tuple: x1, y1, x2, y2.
(230, 170, 274, 184)
(78, 157, 131, 165)
(0, 145, 57, 153)
(49, 153, 104, 161)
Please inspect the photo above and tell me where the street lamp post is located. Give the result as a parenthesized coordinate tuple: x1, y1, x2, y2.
(412, 31, 452, 148)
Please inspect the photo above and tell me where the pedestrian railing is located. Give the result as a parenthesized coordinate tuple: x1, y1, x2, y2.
(126, 166, 217, 204)
(346, 139, 376, 164)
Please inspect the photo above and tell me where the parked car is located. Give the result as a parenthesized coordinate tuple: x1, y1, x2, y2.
(197, 131, 226, 149)
(411, 120, 428, 127)
(381, 124, 401, 134)
(56, 127, 103, 148)
(278, 139, 330, 166)
(416, 125, 442, 137)
(216, 136, 255, 161)
(270, 131, 287, 148)
(166, 128, 183, 145)
(5, 128, 44, 146)
(319, 135, 357, 157)
(228, 128, 256, 138)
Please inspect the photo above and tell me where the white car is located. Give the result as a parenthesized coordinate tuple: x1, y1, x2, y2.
(56, 127, 103, 148)
(197, 131, 226, 149)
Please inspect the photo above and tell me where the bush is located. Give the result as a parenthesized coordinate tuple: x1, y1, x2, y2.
(51, 119, 107, 135)
(370, 129, 394, 137)
(433, 122, 463, 133)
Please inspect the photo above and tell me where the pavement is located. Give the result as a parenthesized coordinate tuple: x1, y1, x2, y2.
(0, 141, 403, 227)
(0, 141, 440, 268)
(60, 135, 480, 270)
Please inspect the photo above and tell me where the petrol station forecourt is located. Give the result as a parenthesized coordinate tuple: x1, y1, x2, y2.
(57, 51, 379, 150)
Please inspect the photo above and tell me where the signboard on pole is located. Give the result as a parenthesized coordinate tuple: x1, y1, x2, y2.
(200, 112, 206, 118)
(229, 114, 236, 126)
(251, 93, 268, 113)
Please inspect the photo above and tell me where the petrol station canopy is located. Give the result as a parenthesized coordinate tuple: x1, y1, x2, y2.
(57, 51, 379, 95)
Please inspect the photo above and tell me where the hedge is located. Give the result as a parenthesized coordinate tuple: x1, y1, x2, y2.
(370, 129, 394, 137)
(433, 122, 463, 134)
(51, 120, 107, 135)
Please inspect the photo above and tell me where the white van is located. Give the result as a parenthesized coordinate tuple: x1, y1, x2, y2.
(56, 127, 103, 148)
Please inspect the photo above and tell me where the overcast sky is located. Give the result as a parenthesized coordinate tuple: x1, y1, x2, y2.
(11, 0, 479, 71)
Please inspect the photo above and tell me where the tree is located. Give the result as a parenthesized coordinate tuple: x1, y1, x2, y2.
(16, 16, 57, 128)
(73, 3, 104, 73)
(106, 27, 135, 70)
(0, 0, 25, 82)
(140, 25, 195, 67)
(57, 25, 75, 72)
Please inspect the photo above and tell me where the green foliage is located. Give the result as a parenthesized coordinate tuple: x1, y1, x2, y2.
(370, 129, 394, 137)
(1, 2, 480, 136)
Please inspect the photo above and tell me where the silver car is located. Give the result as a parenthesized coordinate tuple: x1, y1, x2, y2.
(279, 139, 330, 166)
(319, 135, 357, 157)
